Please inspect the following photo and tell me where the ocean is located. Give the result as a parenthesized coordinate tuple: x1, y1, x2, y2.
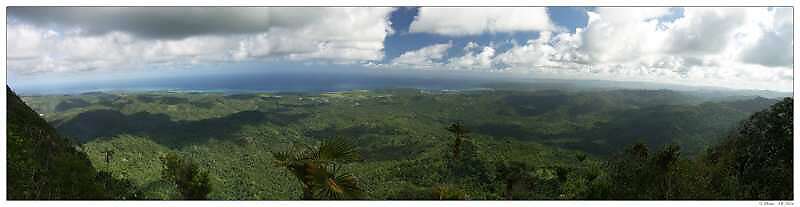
(10, 68, 496, 95)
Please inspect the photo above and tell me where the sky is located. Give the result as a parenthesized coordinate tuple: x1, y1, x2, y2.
(6, 7, 794, 92)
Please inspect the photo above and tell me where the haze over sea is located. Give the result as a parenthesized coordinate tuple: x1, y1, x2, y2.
(11, 64, 792, 97)
(11, 65, 500, 95)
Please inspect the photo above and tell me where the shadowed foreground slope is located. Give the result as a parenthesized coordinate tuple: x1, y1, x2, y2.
(7, 86, 138, 199)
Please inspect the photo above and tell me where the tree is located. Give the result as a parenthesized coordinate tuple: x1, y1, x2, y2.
(715, 97, 793, 200)
(160, 153, 211, 200)
(652, 144, 681, 199)
(7, 86, 109, 199)
(102, 149, 115, 169)
(605, 143, 654, 199)
(604, 143, 713, 199)
(272, 137, 364, 200)
(445, 121, 470, 160)
(495, 161, 531, 200)
(576, 153, 587, 162)
(95, 171, 143, 200)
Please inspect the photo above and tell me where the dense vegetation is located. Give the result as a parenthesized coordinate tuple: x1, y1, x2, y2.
(160, 152, 212, 200)
(9, 86, 793, 200)
(272, 137, 364, 200)
(7, 86, 139, 200)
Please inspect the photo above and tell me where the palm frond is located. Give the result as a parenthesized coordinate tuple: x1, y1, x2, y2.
(318, 138, 360, 163)
(296, 142, 320, 161)
(272, 137, 363, 200)
(271, 151, 292, 163)
(272, 148, 313, 184)
(314, 172, 364, 200)
(445, 121, 470, 134)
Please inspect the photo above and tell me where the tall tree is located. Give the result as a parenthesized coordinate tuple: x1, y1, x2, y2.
(160, 153, 211, 200)
(605, 143, 653, 199)
(495, 161, 532, 200)
(652, 144, 681, 199)
(272, 137, 364, 200)
(102, 149, 115, 168)
(445, 121, 470, 160)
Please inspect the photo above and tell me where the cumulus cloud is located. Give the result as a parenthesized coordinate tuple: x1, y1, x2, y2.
(409, 7, 556, 36)
(9, 7, 373, 39)
(391, 42, 452, 68)
(494, 32, 575, 69)
(397, 7, 793, 91)
(738, 7, 793, 67)
(566, 7, 790, 90)
(7, 7, 395, 75)
(579, 8, 672, 63)
(575, 7, 793, 68)
(7, 7, 794, 92)
(447, 42, 497, 69)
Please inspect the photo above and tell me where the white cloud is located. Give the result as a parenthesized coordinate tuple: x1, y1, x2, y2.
(575, 7, 793, 91)
(7, 7, 395, 75)
(579, 8, 671, 63)
(7, 7, 793, 92)
(409, 7, 556, 36)
(494, 32, 562, 68)
(391, 42, 452, 68)
(9, 7, 393, 40)
(738, 7, 793, 67)
(574, 7, 793, 68)
(7, 24, 51, 60)
(397, 7, 793, 91)
(447, 42, 497, 69)
(663, 8, 749, 55)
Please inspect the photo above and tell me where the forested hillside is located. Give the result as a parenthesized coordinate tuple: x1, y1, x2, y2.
(7, 86, 139, 200)
(11, 88, 793, 200)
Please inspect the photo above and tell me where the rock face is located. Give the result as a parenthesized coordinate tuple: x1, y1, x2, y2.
(7, 86, 106, 199)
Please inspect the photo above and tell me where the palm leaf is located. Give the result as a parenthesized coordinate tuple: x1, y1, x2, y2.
(272, 138, 363, 200)
(445, 121, 470, 134)
(317, 138, 360, 163)
(314, 171, 364, 200)
(271, 151, 293, 164)
(271, 150, 310, 184)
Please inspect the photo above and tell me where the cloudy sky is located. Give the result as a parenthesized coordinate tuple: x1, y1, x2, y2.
(6, 7, 794, 91)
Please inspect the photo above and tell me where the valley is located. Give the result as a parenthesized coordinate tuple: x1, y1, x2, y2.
(15, 87, 789, 199)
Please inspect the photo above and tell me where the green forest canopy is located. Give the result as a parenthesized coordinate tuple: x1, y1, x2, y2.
(8, 87, 793, 200)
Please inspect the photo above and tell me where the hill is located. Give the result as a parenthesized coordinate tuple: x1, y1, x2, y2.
(7, 86, 138, 199)
(14, 88, 785, 199)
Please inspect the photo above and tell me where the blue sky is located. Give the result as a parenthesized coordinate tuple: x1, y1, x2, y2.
(6, 7, 794, 92)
